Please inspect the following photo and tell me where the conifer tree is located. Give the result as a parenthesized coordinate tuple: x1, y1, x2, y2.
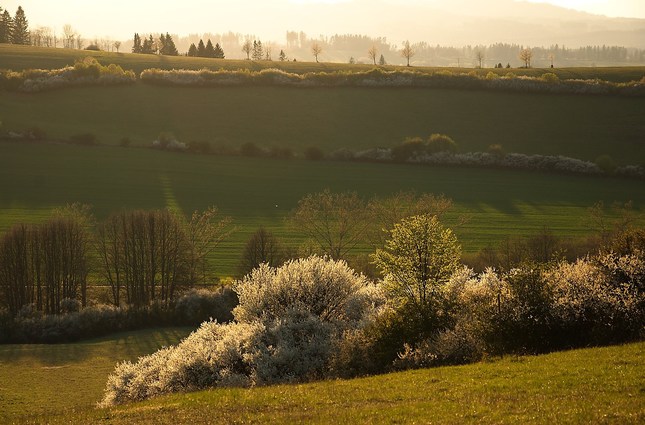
(197, 39, 206, 57)
(252, 40, 263, 60)
(132, 33, 142, 53)
(188, 43, 197, 57)
(205, 39, 215, 58)
(11, 6, 29, 45)
(160, 33, 178, 56)
(213, 42, 225, 59)
(0, 9, 12, 43)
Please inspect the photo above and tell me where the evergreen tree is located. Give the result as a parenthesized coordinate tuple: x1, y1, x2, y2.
(252, 40, 263, 60)
(11, 6, 29, 45)
(213, 42, 225, 59)
(205, 39, 215, 58)
(197, 39, 206, 57)
(141, 34, 156, 54)
(132, 33, 142, 53)
(0, 9, 12, 43)
(279, 49, 286, 61)
(379, 54, 386, 65)
(160, 33, 178, 56)
(188, 43, 197, 57)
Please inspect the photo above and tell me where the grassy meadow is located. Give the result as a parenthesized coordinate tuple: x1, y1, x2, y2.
(1, 328, 642, 424)
(2, 83, 645, 165)
(1, 142, 644, 276)
(0, 327, 192, 422)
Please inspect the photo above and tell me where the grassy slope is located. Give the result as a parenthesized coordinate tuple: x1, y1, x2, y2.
(2, 83, 644, 165)
(4, 338, 643, 424)
(2, 44, 645, 82)
(0, 327, 192, 422)
(1, 142, 644, 276)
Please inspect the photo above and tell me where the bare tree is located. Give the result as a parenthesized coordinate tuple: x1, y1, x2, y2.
(548, 53, 555, 68)
(475, 50, 484, 68)
(114, 41, 121, 53)
(519, 48, 533, 68)
(368, 45, 378, 65)
(242, 39, 252, 60)
(238, 227, 285, 276)
(401, 40, 415, 67)
(366, 191, 459, 248)
(62, 24, 76, 49)
(311, 41, 322, 63)
(290, 190, 369, 259)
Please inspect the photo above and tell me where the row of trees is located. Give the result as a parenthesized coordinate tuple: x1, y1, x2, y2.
(0, 5, 29, 44)
(132, 32, 178, 55)
(187, 39, 224, 58)
(0, 206, 232, 315)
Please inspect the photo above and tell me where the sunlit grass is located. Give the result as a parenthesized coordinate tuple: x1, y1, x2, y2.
(5, 339, 643, 424)
(1, 143, 644, 276)
(0, 327, 191, 422)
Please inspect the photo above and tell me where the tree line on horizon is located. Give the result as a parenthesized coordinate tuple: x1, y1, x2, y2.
(3, 3, 645, 67)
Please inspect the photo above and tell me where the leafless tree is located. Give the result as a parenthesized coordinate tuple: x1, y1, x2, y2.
(290, 190, 368, 259)
(401, 40, 415, 67)
(238, 228, 285, 276)
(366, 191, 459, 248)
(311, 41, 322, 63)
(519, 48, 533, 68)
(475, 50, 485, 68)
(62, 24, 77, 49)
(114, 41, 121, 53)
(368, 45, 378, 65)
(242, 39, 252, 60)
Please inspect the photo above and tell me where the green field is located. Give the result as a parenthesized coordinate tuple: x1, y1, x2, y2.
(2, 83, 645, 165)
(1, 327, 642, 424)
(0, 327, 192, 423)
(1, 142, 644, 276)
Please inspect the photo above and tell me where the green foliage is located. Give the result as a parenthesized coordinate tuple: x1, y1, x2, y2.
(595, 154, 617, 173)
(373, 214, 461, 335)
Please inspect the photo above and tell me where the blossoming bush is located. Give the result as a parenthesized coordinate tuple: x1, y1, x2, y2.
(102, 256, 381, 406)
(139, 67, 645, 97)
(0, 57, 135, 92)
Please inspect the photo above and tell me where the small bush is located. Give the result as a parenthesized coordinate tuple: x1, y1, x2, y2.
(427, 133, 458, 154)
(119, 137, 132, 148)
(304, 146, 325, 160)
(595, 154, 617, 173)
(69, 132, 98, 146)
(240, 142, 264, 157)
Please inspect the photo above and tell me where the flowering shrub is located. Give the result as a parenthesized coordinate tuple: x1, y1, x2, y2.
(139, 67, 645, 97)
(0, 57, 135, 92)
(102, 256, 381, 405)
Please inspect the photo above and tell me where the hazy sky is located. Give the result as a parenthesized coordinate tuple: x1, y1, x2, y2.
(2, 0, 645, 43)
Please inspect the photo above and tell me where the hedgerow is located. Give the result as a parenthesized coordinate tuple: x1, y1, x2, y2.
(0, 57, 135, 92)
(140, 67, 645, 96)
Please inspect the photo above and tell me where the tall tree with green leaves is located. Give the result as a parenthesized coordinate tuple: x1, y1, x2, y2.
(372, 214, 461, 333)
(0, 8, 12, 43)
(12, 6, 29, 45)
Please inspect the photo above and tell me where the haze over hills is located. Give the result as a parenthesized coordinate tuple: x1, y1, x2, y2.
(11, 0, 645, 49)
(283, 0, 645, 49)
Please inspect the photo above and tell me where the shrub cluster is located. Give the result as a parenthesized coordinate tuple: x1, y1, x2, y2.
(101, 256, 382, 406)
(140, 67, 645, 97)
(401, 250, 645, 366)
(0, 287, 237, 344)
(0, 57, 136, 92)
(350, 146, 645, 179)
